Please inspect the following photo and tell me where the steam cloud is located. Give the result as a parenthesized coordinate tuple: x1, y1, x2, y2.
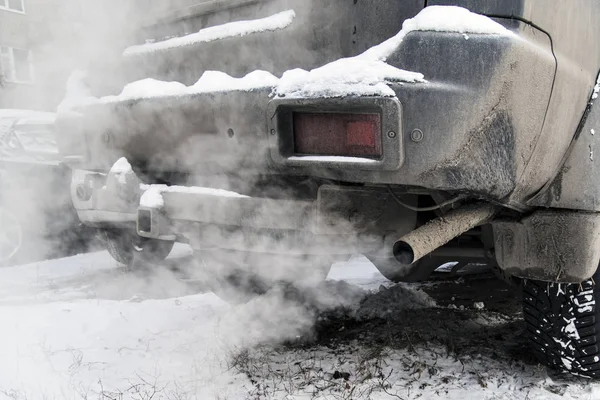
(0, 1, 391, 397)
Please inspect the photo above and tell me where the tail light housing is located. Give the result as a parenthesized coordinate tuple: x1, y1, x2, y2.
(293, 112, 382, 158)
(267, 97, 403, 171)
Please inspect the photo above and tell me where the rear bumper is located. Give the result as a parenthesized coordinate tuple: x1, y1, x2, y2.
(71, 169, 415, 255)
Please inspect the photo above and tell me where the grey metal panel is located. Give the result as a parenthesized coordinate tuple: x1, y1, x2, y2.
(527, 78, 600, 210)
(429, 0, 600, 205)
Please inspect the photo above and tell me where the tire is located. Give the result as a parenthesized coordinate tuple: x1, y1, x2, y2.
(103, 230, 174, 266)
(523, 270, 600, 377)
(196, 248, 338, 302)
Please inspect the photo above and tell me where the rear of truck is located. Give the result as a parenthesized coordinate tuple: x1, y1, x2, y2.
(56, 0, 600, 376)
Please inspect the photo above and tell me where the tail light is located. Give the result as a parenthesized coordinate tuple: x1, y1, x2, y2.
(293, 112, 382, 158)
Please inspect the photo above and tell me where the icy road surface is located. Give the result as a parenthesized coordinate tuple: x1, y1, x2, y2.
(0, 246, 599, 399)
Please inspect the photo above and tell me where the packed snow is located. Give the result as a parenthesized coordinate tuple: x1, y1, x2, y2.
(192, 70, 279, 92)
(275, 58, 424, 98)
(1, 250, 599, 399)
(140, 184, 249, 208)
(360, 5, 514, 62)
(123, 10, 296, 56)
(104, 79, 188, 102)
(102, 70, 279, 103)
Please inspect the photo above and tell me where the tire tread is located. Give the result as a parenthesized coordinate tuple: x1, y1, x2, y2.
(523, 275, 600, 377)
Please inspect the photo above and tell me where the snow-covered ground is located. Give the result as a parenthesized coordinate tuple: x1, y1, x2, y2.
(0, 247, 598, 399)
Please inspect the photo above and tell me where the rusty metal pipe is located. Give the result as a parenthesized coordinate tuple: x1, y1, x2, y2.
(393, 203, 498, 265)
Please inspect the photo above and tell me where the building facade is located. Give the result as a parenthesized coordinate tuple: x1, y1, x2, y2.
(0, 0, 144, 111)
(0, 0, 220, 111)
(0, 0, 38, 109)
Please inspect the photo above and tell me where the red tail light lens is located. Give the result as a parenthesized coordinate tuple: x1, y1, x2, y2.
(293, 112, 382, 158)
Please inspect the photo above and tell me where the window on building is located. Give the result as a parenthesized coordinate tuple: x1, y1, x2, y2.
(0, 0, 25, 13)
(0, 46, 33, 83)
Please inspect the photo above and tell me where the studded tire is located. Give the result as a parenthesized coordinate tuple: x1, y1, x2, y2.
(523, 271, 600, 377)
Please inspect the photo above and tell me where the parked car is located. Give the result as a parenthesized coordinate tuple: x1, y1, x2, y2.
(0, 109, 96, 265)
(56, 1, 600, 377)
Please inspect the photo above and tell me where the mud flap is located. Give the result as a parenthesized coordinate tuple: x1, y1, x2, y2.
(493, 210, 600, 283)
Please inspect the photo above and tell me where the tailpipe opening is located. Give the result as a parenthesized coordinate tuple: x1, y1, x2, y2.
(393, 241, 415, 265)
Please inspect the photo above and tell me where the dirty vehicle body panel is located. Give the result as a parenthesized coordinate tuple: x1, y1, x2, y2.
(57, 0, 600, 283)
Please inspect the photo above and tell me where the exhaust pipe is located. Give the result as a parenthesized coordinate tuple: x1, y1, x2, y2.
(393, 203, 498, 265)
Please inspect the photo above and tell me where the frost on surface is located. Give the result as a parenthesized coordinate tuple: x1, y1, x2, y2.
(124, 10, 296, 56)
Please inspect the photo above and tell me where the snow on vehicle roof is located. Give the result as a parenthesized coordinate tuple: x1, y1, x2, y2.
(0, 109, 59, 164)
(0, 109, 55, 123)
(66, 6, 514, 106)
(123, 9, 296, 56)
(0, 109, 55, 141)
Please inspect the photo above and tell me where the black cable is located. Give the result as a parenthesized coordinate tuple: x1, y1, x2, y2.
(387, 186, 466, 212)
